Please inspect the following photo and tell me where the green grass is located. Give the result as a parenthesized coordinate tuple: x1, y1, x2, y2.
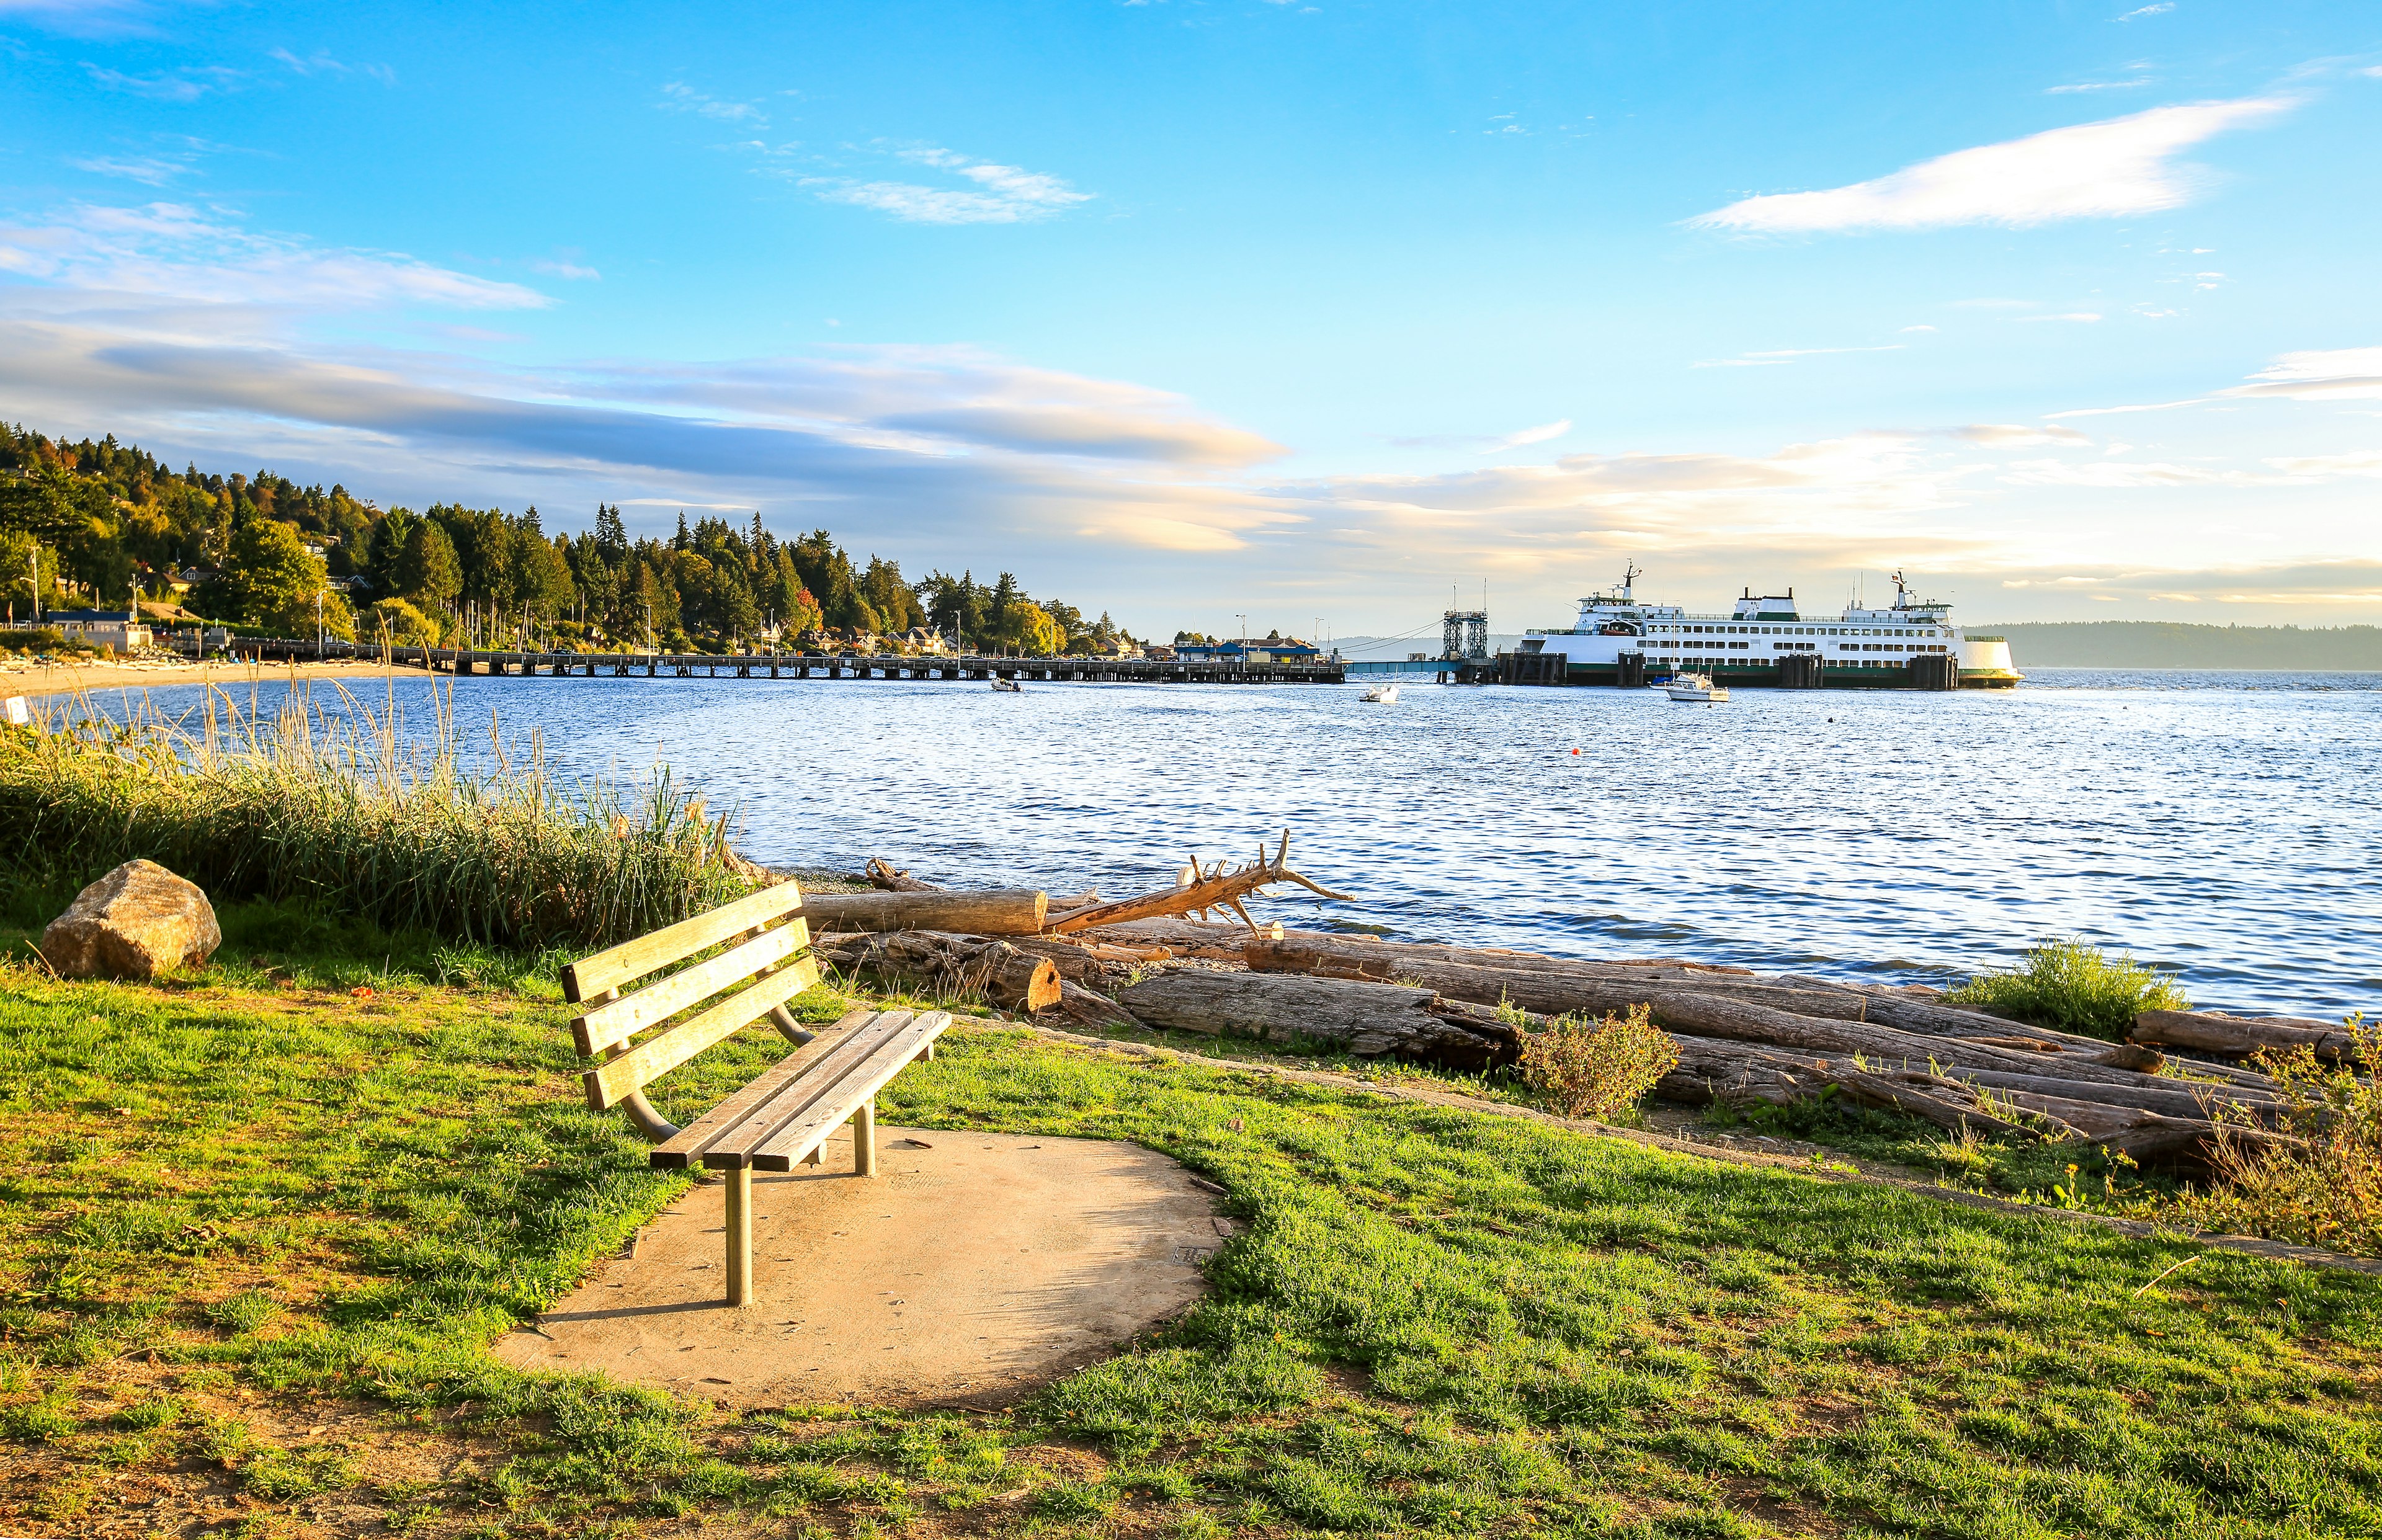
(1947, 936, 2192, 1041)
(5, 903, 2382, 1538)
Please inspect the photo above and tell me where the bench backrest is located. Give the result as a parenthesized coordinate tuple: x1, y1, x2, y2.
(563, 882, 819, 1112)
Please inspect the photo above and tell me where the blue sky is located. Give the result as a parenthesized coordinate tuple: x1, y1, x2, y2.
(2, 0, 2377, 633)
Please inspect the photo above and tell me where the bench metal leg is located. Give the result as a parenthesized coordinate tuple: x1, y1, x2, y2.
(724, 1164, 752, 1306)
(854, 1099, 877, 1177)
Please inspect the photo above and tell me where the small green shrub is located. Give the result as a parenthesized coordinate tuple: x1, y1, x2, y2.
(1517, 1002, 1679, 1120)
(1945, 936, 2187, 1041)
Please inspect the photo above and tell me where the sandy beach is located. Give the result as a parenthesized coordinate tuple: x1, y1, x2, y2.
(1, 656, 453, 703)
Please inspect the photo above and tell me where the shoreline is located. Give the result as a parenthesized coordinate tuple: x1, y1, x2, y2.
(1, 657, 458, 702)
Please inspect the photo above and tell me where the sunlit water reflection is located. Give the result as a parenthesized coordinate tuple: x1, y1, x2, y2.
(90, 667, 2382, 1018)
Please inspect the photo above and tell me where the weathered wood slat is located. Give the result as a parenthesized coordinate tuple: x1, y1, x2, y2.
(582, 955, 822, 1110)
(750, 1012, 953, 1170)
(698, 1010, 917, 1167)
(564, 881, 805, 1002)
(575, 917, 812, 1056)
(646, 1007, 872, 1169)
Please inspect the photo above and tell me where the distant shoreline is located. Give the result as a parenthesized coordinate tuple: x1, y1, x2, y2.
(1982, 621, 2382, 671)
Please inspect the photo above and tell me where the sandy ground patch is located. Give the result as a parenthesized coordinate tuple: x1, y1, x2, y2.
(2, 657, 448, 703)
(495, 1126, 1220, 1407)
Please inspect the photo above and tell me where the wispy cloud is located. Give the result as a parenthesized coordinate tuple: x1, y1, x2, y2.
(82, 61, 246, 101)
(2117, 3, 2174, 19)
(1951, 424, 2092, 446)
(659, 81, 767, 126)
(67, 153, 190, 185)
(1692, 344, 1906, 368)
(530, 259, 600, 281)
(1488, 419, 1570, 452)
(2219, 345, 2382, 401)
(798, 145, 1093, 225)
(0, 202, 551, 312)
(1689, 95, 2292, 234)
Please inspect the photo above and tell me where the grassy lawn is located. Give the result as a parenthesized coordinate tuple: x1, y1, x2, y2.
(6, 903, 2382, 1539)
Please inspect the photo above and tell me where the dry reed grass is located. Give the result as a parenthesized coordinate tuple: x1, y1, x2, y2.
(0, 676, 751, 949)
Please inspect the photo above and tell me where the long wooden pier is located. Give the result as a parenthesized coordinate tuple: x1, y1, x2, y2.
(183, 638, 1345, 686)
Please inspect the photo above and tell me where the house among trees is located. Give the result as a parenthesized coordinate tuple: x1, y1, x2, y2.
(42, 608, 153, 651)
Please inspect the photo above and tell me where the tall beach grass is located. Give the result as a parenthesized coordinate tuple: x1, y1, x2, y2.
(0, 678, 752, 950)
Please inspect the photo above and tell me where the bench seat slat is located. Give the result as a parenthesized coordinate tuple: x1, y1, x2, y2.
(583, 954, 822, 1111)
(564, 881, 807, 1004)
(697, 1010, 917, 1168)
(647, 1007, 873, 1170)
(575, 916, 813, 1057)
(749, 1012, 952, 1172)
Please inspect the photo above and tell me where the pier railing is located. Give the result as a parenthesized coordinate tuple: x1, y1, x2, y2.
(166, 637, 1346, 686)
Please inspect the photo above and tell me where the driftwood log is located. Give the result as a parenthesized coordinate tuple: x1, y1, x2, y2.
(1113, 970, 1519, 1070)
(864, 858, 942, 892)
(814, 930, 1061, 1014)
(2131, 1008, 2357, 1064)
(1049, 831, 1350, 935)
(1658, 1036, 2071, 1142)
(1245, 937, 1874, 1023)
(1081, 919, 1275, 959)
(802, 889, 1048, 936)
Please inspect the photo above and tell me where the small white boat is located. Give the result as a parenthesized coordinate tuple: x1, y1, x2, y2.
(1664, 672, 1728, 703)
(990, 677, 1022, 693)
(1361, 682, 1401, 703)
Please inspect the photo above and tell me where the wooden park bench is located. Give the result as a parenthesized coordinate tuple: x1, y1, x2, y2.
(563, 881, 952, 1306)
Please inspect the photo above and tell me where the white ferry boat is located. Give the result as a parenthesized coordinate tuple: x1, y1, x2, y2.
(1512, 566, 2020, 689)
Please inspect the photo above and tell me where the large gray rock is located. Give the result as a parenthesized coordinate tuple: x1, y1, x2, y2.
(40, 860, 222, 981)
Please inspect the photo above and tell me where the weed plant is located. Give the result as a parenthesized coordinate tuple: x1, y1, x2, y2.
(0, 680, 748, 949)
(2174, 1017, 2382, 1256)
(1515, 1001, 1678, 1121)
(1947, 934, 2189, 1040)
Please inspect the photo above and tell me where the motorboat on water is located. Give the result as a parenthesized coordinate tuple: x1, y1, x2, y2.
(990, 677, 1023, 693)
(1361, 682, 1401, 703)
(1664, 672, 1728, 703)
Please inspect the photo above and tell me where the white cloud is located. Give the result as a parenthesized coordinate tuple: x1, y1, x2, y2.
(799, 146, 1092, 225)
(67, 154, 190, 185)
(1488, 419, 1571, 451)
(0, 201, 551, 312)
(530, 259, 600, 281)
(1900, 324, 1937, 333)
(2219, 345, 2382, 401)
(2265, 451, 2382, 478)
(659, 81, 766, 125)
(2117, 2, 2174, 18)
(1693, 344, 1905, 367)
(82, 62, 246, 101)
(1689, 95, 2293, 234)
(1951, 424, 2092, 446)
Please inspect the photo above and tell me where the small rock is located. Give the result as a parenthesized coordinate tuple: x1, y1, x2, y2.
(38, 860, 221, 981)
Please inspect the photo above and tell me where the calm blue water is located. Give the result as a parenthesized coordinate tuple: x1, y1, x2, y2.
(81, 667, 2382, 1019)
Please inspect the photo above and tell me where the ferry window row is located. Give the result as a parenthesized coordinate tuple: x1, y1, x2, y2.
(1651, 625, 1943, 636)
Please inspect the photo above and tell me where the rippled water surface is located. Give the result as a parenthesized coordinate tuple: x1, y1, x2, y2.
(107, 667, 2382, 1017)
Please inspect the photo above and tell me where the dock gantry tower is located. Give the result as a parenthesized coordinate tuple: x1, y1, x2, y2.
(1442, 608, 1488, 662)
